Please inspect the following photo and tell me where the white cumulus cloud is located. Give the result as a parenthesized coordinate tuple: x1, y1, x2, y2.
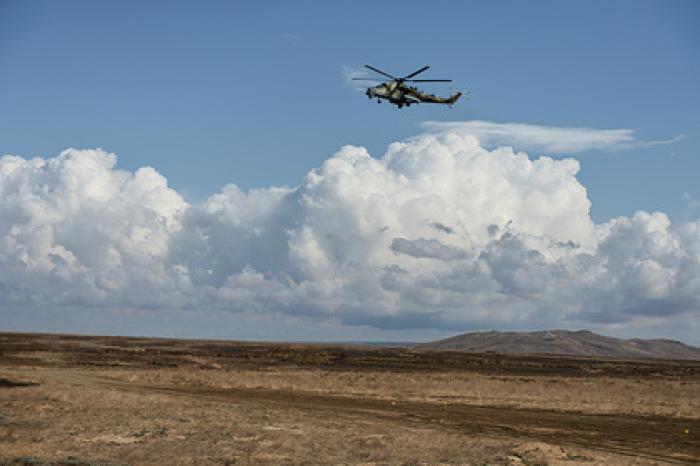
(1, 130, 698, 342)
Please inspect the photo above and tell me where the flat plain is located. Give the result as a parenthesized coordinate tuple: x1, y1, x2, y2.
(0, 332, 698, 465)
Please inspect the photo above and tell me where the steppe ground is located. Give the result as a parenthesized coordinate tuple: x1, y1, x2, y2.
(0, 333, 698, 465)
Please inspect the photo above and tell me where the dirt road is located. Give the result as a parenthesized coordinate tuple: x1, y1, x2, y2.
(12, 368, 698, 464)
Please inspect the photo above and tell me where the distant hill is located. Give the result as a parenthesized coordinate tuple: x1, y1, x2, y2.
(419, 330, 700, 359)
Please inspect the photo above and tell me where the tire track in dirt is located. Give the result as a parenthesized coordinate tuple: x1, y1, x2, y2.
(24, 369, 700, 464)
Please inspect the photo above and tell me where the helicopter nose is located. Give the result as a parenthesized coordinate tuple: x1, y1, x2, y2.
(365, 88, 372, 98)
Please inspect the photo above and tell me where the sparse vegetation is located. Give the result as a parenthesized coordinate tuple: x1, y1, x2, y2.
(1, 333, 698, 465)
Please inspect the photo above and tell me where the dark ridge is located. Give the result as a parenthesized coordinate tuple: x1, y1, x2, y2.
(418, 329, 700, 359)
(0, 377, 37, 388)
(0, 458, 124, 466)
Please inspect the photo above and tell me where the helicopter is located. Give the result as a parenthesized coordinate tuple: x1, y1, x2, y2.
(353, 64, 464, 109)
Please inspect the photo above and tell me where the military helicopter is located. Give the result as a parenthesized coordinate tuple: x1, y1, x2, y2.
(353, 64, 463, 108)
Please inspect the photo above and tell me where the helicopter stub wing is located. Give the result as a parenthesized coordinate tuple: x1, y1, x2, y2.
(405, 95, 421, 104)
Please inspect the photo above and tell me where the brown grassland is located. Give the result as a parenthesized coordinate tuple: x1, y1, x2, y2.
(0, 332, 698, 465)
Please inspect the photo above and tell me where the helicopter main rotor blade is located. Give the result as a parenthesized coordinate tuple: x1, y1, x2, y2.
(364, 65, 396, 80)
(403, 65, 430, 79)
(351, 78, 379, 81)
(403, 66, 430, 81)
(406, 79, 452, 82)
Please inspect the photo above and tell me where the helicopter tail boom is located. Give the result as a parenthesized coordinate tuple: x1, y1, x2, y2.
(447, 92, 462, 104)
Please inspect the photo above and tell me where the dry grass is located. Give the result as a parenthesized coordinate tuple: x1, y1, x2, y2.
(1, 334, 697, 465)
(0, 372, 540, 465)
(112, 366, 700, 420)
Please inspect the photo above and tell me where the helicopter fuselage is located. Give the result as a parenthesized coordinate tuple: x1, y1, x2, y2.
(366, 81, 412, 106)
(365, 80, 461, 108)
(354, 65, 463, 109)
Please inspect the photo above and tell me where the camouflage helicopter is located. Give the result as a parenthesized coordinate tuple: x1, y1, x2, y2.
(353, 64, 463, 108)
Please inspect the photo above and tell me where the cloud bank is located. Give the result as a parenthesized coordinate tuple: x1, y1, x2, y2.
(1, 131, 698, 341)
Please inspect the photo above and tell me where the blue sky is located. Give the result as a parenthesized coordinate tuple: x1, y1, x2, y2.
(1, 1, 700, 343)
(1, 0, 698, 221)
